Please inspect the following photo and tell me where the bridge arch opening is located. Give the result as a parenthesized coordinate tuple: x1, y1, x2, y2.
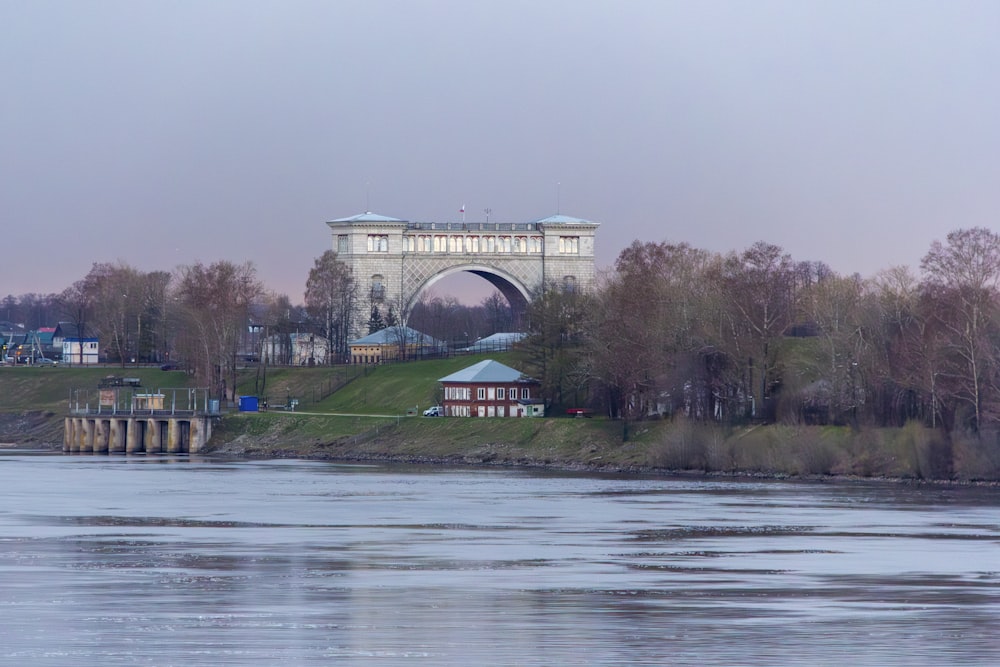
(408, 265, 531, 328)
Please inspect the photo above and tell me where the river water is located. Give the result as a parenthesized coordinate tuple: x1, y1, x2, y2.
(0, 451, 998, 666)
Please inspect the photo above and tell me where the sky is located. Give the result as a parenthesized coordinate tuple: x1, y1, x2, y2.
(3, 0, 999, 303)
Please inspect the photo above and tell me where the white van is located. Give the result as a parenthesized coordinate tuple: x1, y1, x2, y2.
(422, 405, 443, 417)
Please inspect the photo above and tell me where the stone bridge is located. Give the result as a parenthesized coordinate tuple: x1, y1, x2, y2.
(326, 212, 599, 336)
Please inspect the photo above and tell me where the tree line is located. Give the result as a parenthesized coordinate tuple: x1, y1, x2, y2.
(1, 251, 511, 399)
(6, 227, 1000, 446)
(517, 228, 1000, 445)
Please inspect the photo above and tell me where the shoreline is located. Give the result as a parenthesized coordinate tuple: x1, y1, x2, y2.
(10, 440, 992, 489)
(5, 409, 1000, 488)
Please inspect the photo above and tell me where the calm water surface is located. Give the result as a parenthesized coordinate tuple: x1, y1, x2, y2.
(1, 450, 998, 666)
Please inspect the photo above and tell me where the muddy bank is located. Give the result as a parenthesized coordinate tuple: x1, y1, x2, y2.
(0, 412, 63, 446)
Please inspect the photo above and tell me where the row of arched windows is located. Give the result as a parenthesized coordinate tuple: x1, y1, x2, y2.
(400, 234, 546, 254)
(365, 233, 582, 256)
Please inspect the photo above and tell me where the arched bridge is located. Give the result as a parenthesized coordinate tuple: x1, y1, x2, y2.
(326, 212, 599, 336)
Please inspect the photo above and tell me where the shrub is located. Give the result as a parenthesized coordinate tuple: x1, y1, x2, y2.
(952, 430, 1000, 480)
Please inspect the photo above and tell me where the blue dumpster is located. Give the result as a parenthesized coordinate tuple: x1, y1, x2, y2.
(238, 396, 259, 412)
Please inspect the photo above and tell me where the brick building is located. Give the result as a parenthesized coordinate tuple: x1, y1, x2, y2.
(438, 359, 544, 417)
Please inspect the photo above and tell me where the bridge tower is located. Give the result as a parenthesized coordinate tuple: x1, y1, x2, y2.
(325, 211, 599, 339)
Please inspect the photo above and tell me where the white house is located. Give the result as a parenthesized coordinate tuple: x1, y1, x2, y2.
(263, 333, 331, 366)
(62, 338, 100, 365)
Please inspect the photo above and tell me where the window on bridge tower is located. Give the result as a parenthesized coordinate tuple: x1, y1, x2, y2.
(371, 275, 385, 301)
(559, 236, 580, 254)
(367, 235, 388, 252)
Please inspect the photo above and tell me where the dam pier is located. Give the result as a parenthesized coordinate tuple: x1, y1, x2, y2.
(65, 378, 219, 454)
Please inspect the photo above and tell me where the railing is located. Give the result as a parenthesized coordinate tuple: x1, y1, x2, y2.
(406, 222, 539, 232)
(68, 387, 218, 416)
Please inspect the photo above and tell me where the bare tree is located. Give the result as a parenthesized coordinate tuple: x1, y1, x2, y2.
(920, 228, 1000, 431)
(516, 281, 594, 413)
(586, 241, 714, 431)
(304, 251, 358, 364)
(56, 280, 94, 365)
(80, 262, 142, 366)
(174, 261, 262, 402)
(798, 272, 867, 424)
(712, 242, 798, 421)
(481, 291, 513, 333)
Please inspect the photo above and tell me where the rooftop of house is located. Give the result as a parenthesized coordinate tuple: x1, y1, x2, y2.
(439, 359, 535, 384)
(350, 326, 442, 347)
(463, 332, 526, 351)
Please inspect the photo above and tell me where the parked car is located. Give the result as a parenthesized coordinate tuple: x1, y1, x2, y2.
(34, 358, 57, 367)
(422, 405, 444, 417)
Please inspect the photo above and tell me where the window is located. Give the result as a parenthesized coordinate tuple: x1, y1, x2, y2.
(466, 236, 479, 253)
(370, 275, 385, 301)
(367, 234, 388, 252)
(563, 276, 577, 293)
(529, 236, 543, 253)
(559, 236, 579, 254)
(484, 236, 496, 252)
(449, 235, 462, 252)
(497, 387, 505, 399)
(337, 235, 349, 254)
(419, 235, 432, 252)
(499, 236, 511, 252)
(434, 235, 447, 252)
(446, 386, 470, 400)
(521, 388, 530, 400)
(514, 236, 527, 253)
(403, 235, 415, 252)
(477, 387, 486, 400)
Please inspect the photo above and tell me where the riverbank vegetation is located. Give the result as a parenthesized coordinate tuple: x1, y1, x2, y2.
(3, 362, 999, 481)
(6, 228, 1000, 480)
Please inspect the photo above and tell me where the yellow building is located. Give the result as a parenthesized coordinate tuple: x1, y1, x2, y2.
(349, 327, 444, 364)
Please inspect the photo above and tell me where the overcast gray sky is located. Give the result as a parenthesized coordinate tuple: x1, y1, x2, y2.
(3, 0, 998, 302)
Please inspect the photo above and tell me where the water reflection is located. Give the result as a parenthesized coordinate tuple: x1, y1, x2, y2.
(0, 451, 998, 665)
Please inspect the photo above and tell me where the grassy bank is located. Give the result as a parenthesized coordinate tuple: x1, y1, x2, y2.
(4, 361, 999, 481)
(206, 410, 640, 469)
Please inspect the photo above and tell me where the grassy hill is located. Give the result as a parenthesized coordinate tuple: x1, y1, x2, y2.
(0, 356, 654, 470)
(232, 353, 509, 414)
(0, 366, 193, 412)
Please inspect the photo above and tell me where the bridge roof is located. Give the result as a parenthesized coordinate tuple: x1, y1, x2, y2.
(531, 214, 596, 225)
(329, 212, 408, 223)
